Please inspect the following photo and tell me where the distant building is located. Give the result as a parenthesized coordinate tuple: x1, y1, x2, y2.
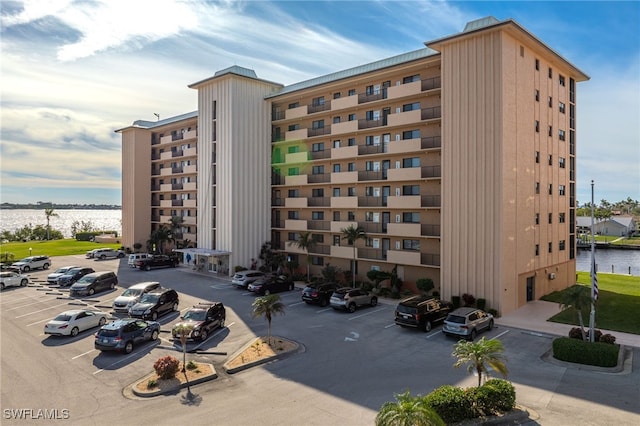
(577, 216, 638, 237)
(117, 17, 589, 315)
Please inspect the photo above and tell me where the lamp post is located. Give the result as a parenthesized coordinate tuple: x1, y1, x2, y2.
(29, 247, 32, 256)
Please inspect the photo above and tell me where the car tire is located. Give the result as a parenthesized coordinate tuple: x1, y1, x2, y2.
(264, 289, 271, 296)
(71, 327, 79, 337)
(370, 297, 378, 307)
(423, 321, 432, 332)
(220, 318, 225, 328)
(23, 266, 30, 272)
(469, 329, 477, 340)
(20, 279, 28, 286)
(98, 317, 106, 326)
(172, 302, 179, 312)
(151, 330, 159, 341)
(118, 253, 125, 258)
(348, 303, 356, 313)
(320, 298, 329, 307)
(88, 288, 95, 296)
(43, 263, 50, 270)
(110, 282, 115, 290)
(100, 255, 106, 260)
(200, 330, 208, 341)
(151, 311, 158, 321)
(145, 265, 151, 271)
(488, 320, 494, 331)
(0, 283, 4, 290)
(124, 341, 134, 354)
(289, 283, 294, 291)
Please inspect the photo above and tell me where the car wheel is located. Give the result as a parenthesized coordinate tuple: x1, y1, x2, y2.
(172, 302, 179, 312)
(88, 288, 95, 296)
(23, 266, 30, 272)
(220, 318, 225, 328)
(264, 289, 271, 296)
(98, 317, 106, 326)
(289, 283, 294, 291)
(423, 321, 432, 332)
(469, 329, 477, 340)
(319, 298, 329, 307)
(118, 253, 125, 258)
(487, 320, 494, 331)
(110, 282, 115, 290)
(0, 283, 4, 290)
(370, 297, 378, 307)
(200, 330, 208, 341)
(348, 303, 356, 313)
(100, 255, 106, 260)
(70, 327, 79, 337)
(20, 279, 28, 286)
(145, 265, 151, 271)
(124, 341, 134, 354)
(43, 263, 50, 270)
(151, 330, 159, 340)
(151, 311, 158, 321)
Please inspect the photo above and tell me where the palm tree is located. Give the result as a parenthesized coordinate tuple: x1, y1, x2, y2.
(452, 337, 508, 387)
(44, 208, 58, 240)
(149, 225, 173, 254)
(168, 215, 184, 246)
(251, 294, 285, 345)
(341, 224, 367, 287)
(293, 231, 316, 282)
(375, 390, 445, 426)
(559, 284, 591, 341)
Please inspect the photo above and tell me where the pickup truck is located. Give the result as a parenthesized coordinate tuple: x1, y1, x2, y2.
(137, 255, 179, 271)
(394, 296, 453, 332)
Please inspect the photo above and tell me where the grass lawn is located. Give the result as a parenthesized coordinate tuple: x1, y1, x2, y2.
(0, 239, 123, 261)
(541, 272, 640, 335)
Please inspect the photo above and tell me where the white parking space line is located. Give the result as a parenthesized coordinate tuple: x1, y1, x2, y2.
(384, 323, 397, 329)
(27, 317, 54, 327)
(210, 285, 229, 290)
(426, 331, 441, 339)
(72, 349, 96, 360)
(491, 329, 510, 340)
(347, 307, 386, 320)
(15, 302, 72, 318)
(288, 301, 306, 307)
(93, 342, 160, 375)
(0, 294, 45, 305)
(316, 308, 332, 313)
(7, 299, 56, 311)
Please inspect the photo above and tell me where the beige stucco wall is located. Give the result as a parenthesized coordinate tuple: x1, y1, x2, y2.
(121, 127, 151, 249)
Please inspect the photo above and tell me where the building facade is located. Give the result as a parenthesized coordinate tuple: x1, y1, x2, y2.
(118, 17, 588, 314)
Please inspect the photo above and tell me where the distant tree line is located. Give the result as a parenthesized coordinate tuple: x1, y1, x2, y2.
(0, 202, 121, 210)
(0, 208, 104, 242)
(576, 197, 640, 219)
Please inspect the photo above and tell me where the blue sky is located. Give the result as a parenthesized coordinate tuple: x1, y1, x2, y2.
(1, 0, 638, 206)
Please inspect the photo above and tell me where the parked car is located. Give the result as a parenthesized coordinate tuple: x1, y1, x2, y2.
(128, 253, 150, 268)
(231, 270, 265, 289)
(171, 302, 226, 341)
(86, 248, 112, 259)
(330, 287, 378, 313)
(394, 296, 453, 332)
(47, 266, 79, 284)
(11, 255, 51, 272)
(136, 255, 179, 271)
(69, 271, 118, 297)
(128, 288, 179, 320)
(112, 281, 161, 314)
(56, 267, 95, 287)
(301, 282, 340, 306)
(0, 271, 29, 290)
(93, 248, 125, 260)
(248, 275, 295, 296)
(94, 318, 160, 354)
(442, 307, 494, 340)
(44, 309, 108, 337)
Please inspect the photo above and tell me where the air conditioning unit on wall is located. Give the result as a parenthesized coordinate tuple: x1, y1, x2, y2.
(549, 273, 556, 280)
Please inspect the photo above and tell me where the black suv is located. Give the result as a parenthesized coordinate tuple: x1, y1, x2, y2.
(301, 282, 340, 306)
(395, 296, 453, 332)
(69, 271, 118, 297)
(128, 288, 179, 320)
(171, 302, 226, 341)
(137, 255, 179, 271)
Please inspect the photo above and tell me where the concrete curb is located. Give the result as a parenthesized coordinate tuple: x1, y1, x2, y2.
(224, 336, 303, 374)
(129, 363, 217, 398)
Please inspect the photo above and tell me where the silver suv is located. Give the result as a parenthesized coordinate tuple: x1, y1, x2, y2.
(442, 307, 494, 340)
(330, 287, 378, 313)
(11, 256, 51, 272)
(112, 282, 161, 314)
(93, 248, 125, 260)
(231, 271, 265, 289)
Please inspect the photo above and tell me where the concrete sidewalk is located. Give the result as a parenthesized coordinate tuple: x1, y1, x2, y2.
(496, 300, 640, 348)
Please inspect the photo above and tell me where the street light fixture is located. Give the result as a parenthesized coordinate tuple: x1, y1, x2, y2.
(29, 247, 32, 256)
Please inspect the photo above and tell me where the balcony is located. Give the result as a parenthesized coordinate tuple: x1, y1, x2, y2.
(331, 171, 358, 184)
(387, 249, 420, 265)
(183, 146, 197, 157)
(182, 217, 196, 225)
(330, 196, 358, 209)
(386, 223, 420, 237)
(331, 145, 358, 159)
(331, 221, 357, 233)
(272, 173, 285, 185)
(420, 253, 441, 266)
(387, 110, 420, 127)
(272, 110, 285, 121)
(285, 105, 307, 120)
(386, 167, 421, 181)
(309, 244, 330, 255)
(358, 144, 385, 156)
(358, 170, 386, 181)
(357, 196, 386, 207)
(421, 76, 441, 91)
(421, 136, 441, 149)
(272, 220, 284, 228)
(286, 151, 308, 163)
(359, 222, 384, 233)
(421, 106, 442, 120)
(285, 197, 307, 208)
(308, 102, 331, 114)
(307, 197, 330, 207)
(308, 220, 330, 231)
(331, 95, 358, 111)
(272, 198, 284, 206)
(331, 244, 354, 258)
(358, 90, 387, 104)
(358, 118, 386, 130)
(183, 129, 197, 140)
(388, 138, 420, 154)
(309, 150, 331, 160)
(387, 80, 421, 100)
(308, 126, 331, 137)
(421, 195, 441, 208)
(308, 173, 331, 183)
(421, 224, 441, 237)
(285, 175, 308, 185)
(421, 165, 441, 178)
(331, 120, 358, 135)
(183, 199, 196, 208)
(386, 195, 421, 209)
(285, 219, 308, 231)
(358, 248, 385, 260)
(285, 128, 308, 141)
(184, 182, 197, 191)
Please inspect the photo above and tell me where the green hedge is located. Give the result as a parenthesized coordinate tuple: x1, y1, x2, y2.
(553, 337, 619, 367)
(422, 385, 475, 424)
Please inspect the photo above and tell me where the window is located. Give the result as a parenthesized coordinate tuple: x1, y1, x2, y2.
(333, 140, 341, 148)
(403, 75, 420, 83)
(402, 157, 420, 168)
(312, 96, 325, 107)
(535, 244, 539, 256)
(559, 212, 566, 223)
(348, 113, 356, 121)
(535, 59, 539, 70)
(535, 89, 540, 102)
(535, 151, 540, 163)
(288, 167, 299, 176)
(548, 242, 553, 253)
(288, 102, 299, 109)
(333, 164, 341, 173)
(559, 75, 566, 86)
(402, 129, 420, 140)
(520, 45, 524, 57)
(348, 187, 356, 196)
(333, 92, 341, 99)
(365, 135, 374, 146)
(403, 185, 420, 195)
(559, 240, 566, 251)
(559, 157, 566, 168)
(348, 137, 356, 146)
(402, 240, 420, 251)
(333, 211, 340, 221)
(548, 184, 553, 195)
(403, 212, 420, 223)
(288, 124, 300, 131)
(287, 145, 299, 154)
(365, 186, 374, 196)
(348, 162, 356, 172)
(403, 102, 420, 112)
(312, 142, 324, 152)
(312, 211, 324, 220)
(312, 165, 324, 175)
(347, 211, 355, 221)
(288, 232, 298, 241)
(559, 102, 566, 113)
(348, 89, 356, 96)
(548, 154, 553, 166)
(559, 185, 566, 196)
(548, 125, 553, 137)
(288, 211, 299, 219)
(559, 129, 566, 141)
(333, 116, 341, 124)
(288, 189, 299, 198)
(548, 96, 553, 107)
(311, 256, 324, 266)
(333, 235, 340, 246)
(312, 120, 324, 129)
(535, 121, 540, 133)
(312, 188, 324, 197)
(313, 234, 324, 243)
(333, 188, 341, 197)
(535, 213, 539, 225)
(535, 182, 540, 194)
(548, 213, 553, 224)
(548, 67, 553, 78)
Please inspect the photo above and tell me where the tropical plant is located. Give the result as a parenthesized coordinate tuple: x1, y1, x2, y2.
(147, 225, 173, 254)
(375, 390, 445, 426)
(258, 241, 286, 273)
(320, 263, 341, 283)
(168, 215, 184, 245)
(559, 285, 591, 341)
(251, 294, 286, 345)
(153, 355, 180, 380)
(416, 278, 434, 295)
(452, 337, 508, 387)
(340, 224, 367, 287)
(44, 208, 59, 240)
(293, 231, 316, 282)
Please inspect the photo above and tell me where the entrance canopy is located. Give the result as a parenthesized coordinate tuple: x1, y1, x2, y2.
(173, 248, 231, 275)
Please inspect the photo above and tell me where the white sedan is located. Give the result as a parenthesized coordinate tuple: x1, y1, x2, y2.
(44, 310, 109, 337)
(0, 271, 30, 290)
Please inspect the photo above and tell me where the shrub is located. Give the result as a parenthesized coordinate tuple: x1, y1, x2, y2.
(462, 293, 476, 307)
(186, 360, 198, 370)
(552, 337, 619, 367)
(378, 287, 392, 297)
(234, 265, 247, 273)
(569, 327, 585, 339)
(482, 379, 516, 413)
(476, 298, 486, 310)
(452, 296, 461, 309)
(422, 385, 475, 424)
(153, 356, 180, 380)
(146, 379, 157, 389)
(416, 278, 434, 294)
(600, 334, 617, 344)
(487, 308, 499, 318)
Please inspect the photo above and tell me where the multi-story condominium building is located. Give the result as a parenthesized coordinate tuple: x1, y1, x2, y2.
(117, 17, 588, 315)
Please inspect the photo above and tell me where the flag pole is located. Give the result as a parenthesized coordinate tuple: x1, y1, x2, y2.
(589, 180, 596, 343)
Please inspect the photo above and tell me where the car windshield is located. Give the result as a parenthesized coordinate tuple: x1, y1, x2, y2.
(18, 258, 30, 262)
(54, 267, 71, 273)
(446, 315, 466, 324)
(98, 329, 119, 337)
(53, 314, 72, 322)
(122, 289, 142, 297)
(140, 294, 159, 304)
(183, 310, 207, 321)
(396, 305, 416, 314)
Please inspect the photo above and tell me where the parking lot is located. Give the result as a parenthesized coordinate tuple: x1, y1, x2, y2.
(2, 255, 639, 425)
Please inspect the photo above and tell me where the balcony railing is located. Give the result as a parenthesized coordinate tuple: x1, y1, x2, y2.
(421, 76, 441, 91)
(272, 198, 284, 206)
(308, 102, 331, 114)
(272, 173, 285, 185)
(309, 244, 330, 255)
(358, 118, 386, 129)
(272, 220, 285, 228)
(421, 195, 441, 207)
(358, 144, 385, 155)
(151, 201, 160, 207)
(358, 248, 385, 260)
(172, 183, 183, 190)
(421, 136, 441, 149)
(359, 222, 384, 233)
(357, 196, 386, 207)
(171, 167, 183, 173)
(171, 200, 183, 207)
(358, 170, 386, 181)
(421, 106, 442, 120)
(421, 165, 441, 178)
(310, 150, 331, 160)
(421, 224, 441, 237)
(308, 220, 330, 230)
(308, 126, 331, 137)
(421, 253, 441, 266)
(358, 90, 387, 104)
(307, 197, 330, 207)
(272, 111, 285, 121)
(308, 173, 331, 183)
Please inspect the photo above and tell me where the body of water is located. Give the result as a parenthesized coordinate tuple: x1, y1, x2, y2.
(576, 247, 640, 276)
(0, 209, 121, 239)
